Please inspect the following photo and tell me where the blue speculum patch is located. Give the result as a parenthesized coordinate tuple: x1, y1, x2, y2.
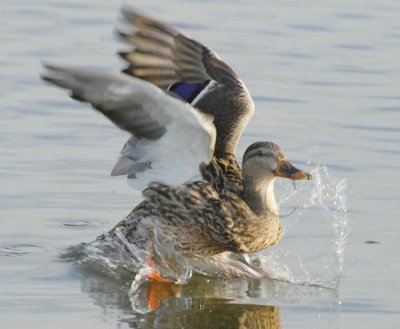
(168, 80, 211, 103)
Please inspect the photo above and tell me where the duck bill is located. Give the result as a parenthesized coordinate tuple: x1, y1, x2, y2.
(274, 160, 312, 180)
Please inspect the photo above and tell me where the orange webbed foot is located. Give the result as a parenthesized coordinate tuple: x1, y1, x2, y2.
(143, 256, 182, 309)
(144, 256, 178, 285)
(146, 281, 181, 310)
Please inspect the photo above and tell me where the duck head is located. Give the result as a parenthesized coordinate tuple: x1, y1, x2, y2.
(242, 141, 311, 214)
(242, 141, 311, 182)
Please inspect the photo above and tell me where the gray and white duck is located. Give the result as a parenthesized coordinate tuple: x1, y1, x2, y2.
(41, 8, 311, 281)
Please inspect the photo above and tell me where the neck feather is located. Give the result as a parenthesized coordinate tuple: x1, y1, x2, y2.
(243, 177, 278, 215)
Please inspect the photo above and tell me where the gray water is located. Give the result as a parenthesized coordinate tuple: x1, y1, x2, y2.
(1, 0, 399, 328)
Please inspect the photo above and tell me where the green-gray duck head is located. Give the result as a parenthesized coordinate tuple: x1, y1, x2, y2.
(242, 141, 311, 214)
(242, 141, 311, 186)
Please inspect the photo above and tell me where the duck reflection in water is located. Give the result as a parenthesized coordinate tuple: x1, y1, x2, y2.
(79, 266, 281, 329)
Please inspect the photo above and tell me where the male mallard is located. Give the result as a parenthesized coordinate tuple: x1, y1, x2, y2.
(41, 8, 311, 281)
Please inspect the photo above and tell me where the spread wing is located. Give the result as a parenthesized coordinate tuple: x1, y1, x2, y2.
(117, 8, 242, 89)
(117, 8, 254, 156)
(41, 63, 216, 190)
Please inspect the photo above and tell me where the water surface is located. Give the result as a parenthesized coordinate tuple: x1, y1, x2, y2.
(1, 0, 399, 328)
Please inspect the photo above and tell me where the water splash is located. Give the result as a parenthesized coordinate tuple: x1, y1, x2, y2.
(309, 164, 349, 278)
(257, 164, 349, 288)
(61, 225, 193, 285)
(60, 229, 146, 281)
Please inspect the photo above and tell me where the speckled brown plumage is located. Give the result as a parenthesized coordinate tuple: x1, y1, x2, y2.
(98, 141, 313, 258)
(104, 182, 282, 257)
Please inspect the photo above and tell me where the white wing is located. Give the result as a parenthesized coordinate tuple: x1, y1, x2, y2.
(41, 63, 216, 190)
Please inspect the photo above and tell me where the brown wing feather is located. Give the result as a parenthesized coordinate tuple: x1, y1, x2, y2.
(117, 8, 255, 160)
(118, 8, 241, 88)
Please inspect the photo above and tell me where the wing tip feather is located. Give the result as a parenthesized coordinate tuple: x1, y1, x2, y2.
(111, 157, 132, 177)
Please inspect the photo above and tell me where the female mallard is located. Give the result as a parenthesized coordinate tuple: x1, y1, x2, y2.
(109, 141, 310, 258)
(41, 8, 311, 281)
(41, 62, 311, 281)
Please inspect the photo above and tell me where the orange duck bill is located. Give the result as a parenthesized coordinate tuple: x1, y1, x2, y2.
(273, 160, 312, 180)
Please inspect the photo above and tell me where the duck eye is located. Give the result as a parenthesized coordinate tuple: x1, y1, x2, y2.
(253, 151, 270, 157)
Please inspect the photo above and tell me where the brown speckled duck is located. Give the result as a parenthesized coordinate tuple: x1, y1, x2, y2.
(106, 141, 310, 258)
(41, 8, 311, 282)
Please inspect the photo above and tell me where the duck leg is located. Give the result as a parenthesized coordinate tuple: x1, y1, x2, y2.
(144, 256, 177, 284)
(146, 281, 181, 310)
(143, 257, 181, 310)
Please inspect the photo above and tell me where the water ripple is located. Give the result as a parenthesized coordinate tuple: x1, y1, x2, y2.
(0, 244, 46, 258)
